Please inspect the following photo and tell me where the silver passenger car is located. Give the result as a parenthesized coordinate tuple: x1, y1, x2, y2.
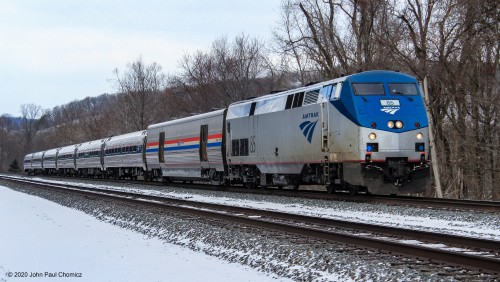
(103, 130, 147, 179)
(146, 109, 225, 183)
(23, 153, 33, 174)
(30, 151, 45, 175)
(75, 139, 105, 177)
(42, 148, 60, 174)
(58, 144, 78, 175)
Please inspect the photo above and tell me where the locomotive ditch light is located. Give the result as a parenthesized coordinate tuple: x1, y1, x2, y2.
(367, 143, 378, 152)
(387, 121, 394, 128)
(415, 142, 425, 152)
(368, 133, 377, 140)
(416, 132, 423, 140)
(395, 121, 404, 129)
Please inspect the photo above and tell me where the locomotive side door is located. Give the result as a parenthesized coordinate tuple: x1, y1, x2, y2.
(320, 86, 332, 152)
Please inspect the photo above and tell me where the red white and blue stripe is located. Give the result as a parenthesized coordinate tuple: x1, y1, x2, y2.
(146, 133, 222, 153)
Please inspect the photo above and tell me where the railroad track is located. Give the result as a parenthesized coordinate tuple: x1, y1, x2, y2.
(11, 173, 500, 212)
(1, 175, 499, 274)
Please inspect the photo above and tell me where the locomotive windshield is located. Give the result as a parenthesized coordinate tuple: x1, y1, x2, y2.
(352, 83, 384, 95)
(388, 83, 418, 96)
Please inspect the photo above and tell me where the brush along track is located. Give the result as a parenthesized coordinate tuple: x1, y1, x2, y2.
(1, 175, 499, 274)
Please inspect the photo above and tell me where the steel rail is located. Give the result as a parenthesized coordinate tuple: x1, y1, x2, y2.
(10, 174, 500, 212)
(1, 175, 499, 273)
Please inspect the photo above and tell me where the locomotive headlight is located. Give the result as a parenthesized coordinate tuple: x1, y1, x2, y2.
(416, 132, 423, 140)
(368, 133, 377, 140)
(395, 121, 404, 129)
(387, 121, 394, 128)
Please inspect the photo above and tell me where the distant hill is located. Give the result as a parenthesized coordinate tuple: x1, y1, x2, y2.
(9, 117, 23, 128)
(0, 116, 23, 130)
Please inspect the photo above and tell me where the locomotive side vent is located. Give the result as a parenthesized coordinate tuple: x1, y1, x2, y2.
(303, 89, 320, 105)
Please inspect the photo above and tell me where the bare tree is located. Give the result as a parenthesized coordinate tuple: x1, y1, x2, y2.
(113, 57, 166, 131)
(0, 114, 14, 171)
(273, 0, 390, 83)
(169, 34, 270, 115)
(20, 103, 48, 153)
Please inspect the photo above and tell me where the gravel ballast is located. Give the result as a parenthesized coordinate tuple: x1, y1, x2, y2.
(1, 177, 499, 281)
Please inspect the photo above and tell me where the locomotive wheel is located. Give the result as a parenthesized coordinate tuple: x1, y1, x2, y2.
(349, 185, 359, 195)
(326, 184, 335, 194)
(243, 182, 255, 189)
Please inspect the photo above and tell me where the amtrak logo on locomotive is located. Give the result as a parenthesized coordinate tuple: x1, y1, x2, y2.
(381, 107, 400, 115)
(380, 99, 401, 115)
(299, 119, 318, 143)
(302, 112, 319, 119)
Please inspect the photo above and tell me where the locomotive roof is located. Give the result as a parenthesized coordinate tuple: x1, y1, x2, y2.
(228, 70, 415, 108)
(228, 76, 345, 108)
(148, 109, 225, 130)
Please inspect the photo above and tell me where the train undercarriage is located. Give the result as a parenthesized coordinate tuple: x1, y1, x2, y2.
(224, 159, 428, 195)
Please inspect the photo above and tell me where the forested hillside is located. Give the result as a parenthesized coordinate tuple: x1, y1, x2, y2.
(1, 0, 498, 200)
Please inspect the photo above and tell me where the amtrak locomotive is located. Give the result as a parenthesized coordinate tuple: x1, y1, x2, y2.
(24, 70, 430, 195)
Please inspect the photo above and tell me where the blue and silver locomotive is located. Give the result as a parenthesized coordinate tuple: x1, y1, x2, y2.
(225, 70, 430, 194)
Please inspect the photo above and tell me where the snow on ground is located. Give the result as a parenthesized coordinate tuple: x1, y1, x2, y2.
(0, 186, 288, 282)
(16, 175, 500, 241)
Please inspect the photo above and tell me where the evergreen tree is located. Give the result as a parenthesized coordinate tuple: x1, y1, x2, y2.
(9, 159, 20, 172)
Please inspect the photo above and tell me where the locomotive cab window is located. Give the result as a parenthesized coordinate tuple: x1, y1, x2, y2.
(388, 83, 418, 96)
(352, 83, 385, 95)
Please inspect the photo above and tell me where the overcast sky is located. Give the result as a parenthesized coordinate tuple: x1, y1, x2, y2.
(0, 0, 281, 116)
